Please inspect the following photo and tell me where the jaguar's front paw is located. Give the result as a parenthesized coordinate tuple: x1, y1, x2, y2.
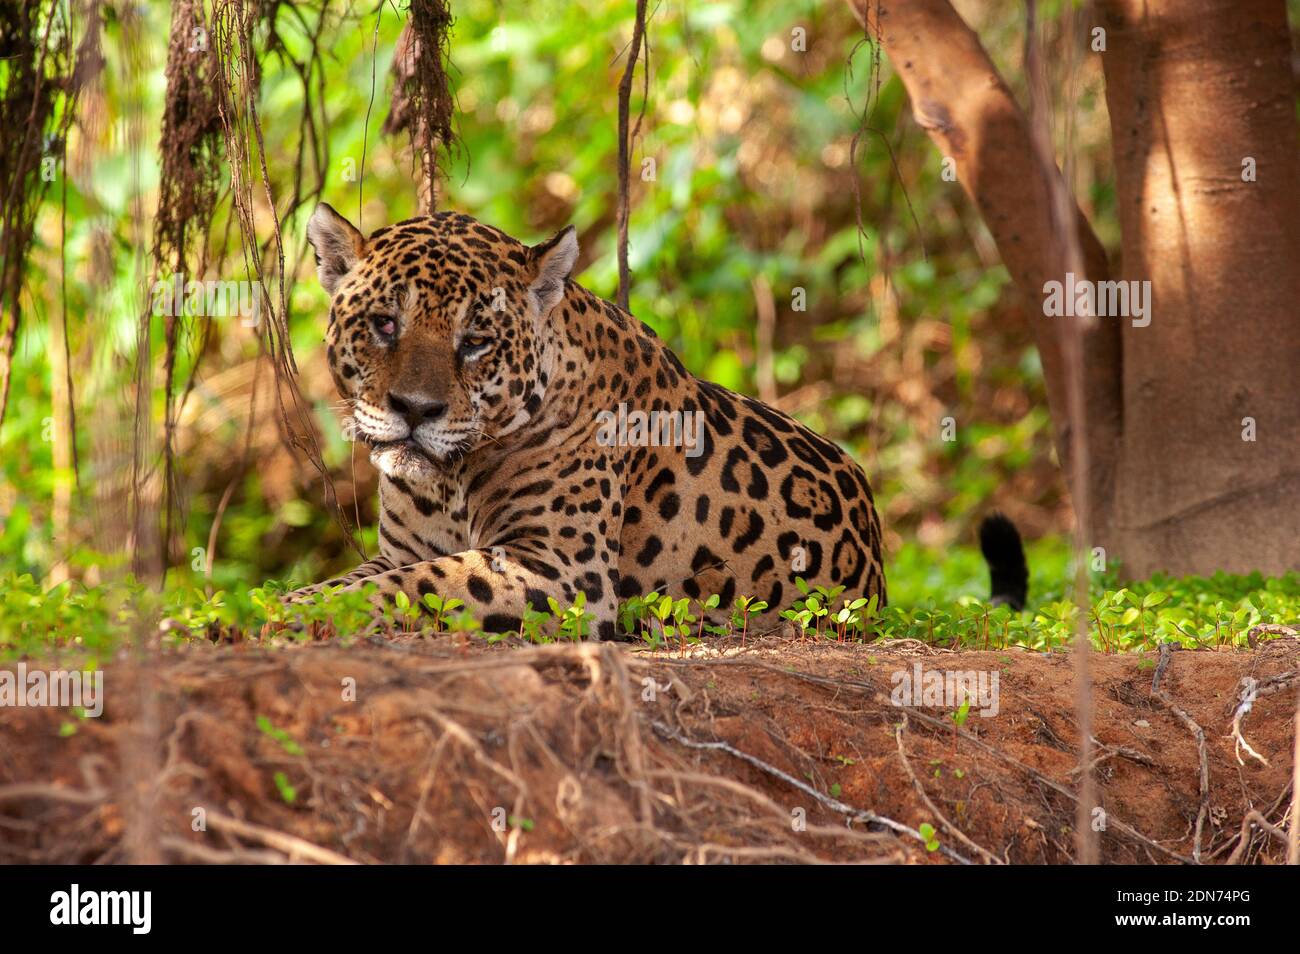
(281, 583, 325, 607)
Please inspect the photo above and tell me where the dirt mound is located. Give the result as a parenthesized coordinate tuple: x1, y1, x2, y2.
(1, 635, 1296, 864)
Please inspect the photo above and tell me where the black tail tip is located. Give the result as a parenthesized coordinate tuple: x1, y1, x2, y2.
(979, 512, 1028, 611)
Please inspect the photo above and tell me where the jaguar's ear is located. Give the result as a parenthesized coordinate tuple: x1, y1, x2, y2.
(527, 225, 578, 316)
(307, 203, 365, 295)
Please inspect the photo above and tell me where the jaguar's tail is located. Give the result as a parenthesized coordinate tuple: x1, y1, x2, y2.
(978, 513, 1028, 611)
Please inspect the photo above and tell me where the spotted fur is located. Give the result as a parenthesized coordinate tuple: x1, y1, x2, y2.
(291, 204, 886, 639)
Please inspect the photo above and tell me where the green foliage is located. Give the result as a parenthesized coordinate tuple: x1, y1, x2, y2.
(256, 715, 305, 757)
(545, 591, 593, 642)
(950, 696, 971, 730)
(780, 578, 879, 641)
(272, 772, 298, 805)
(2, 540, 1294, 660)
(730, 595, 769, 642)
(256, 714, 303, 804)
(419, 592, 465, 633)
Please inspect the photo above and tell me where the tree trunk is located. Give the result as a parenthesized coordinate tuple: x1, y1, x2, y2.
(1096, 0, 1300, 576)
(844, 0, 1300, 577)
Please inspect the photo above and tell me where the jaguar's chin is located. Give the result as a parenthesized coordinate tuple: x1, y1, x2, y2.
(368, 439, 441, 481)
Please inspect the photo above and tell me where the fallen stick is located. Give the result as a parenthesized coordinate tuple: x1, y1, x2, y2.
(204, 810, 359, 865)
(649, 719, 973, 865)
(895, 715, 1002, 864)
(160, 836, 287, 865)
(0, 783, 105, 806)
(903, 707, 1192, 864)
(645, 768, 900, 860)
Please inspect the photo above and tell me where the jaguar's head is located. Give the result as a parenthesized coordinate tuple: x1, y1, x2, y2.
(306, 204, 578, 479)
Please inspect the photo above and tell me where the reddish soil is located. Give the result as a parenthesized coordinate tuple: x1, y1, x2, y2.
(1, 635, 1296, 864)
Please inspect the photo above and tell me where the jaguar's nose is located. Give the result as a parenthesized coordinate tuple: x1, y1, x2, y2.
(388, 392, 447, 431)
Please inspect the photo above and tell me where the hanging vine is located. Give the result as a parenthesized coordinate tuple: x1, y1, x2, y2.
(207, 0, 365, 560)
(384, 0, 458, 214)
(615, 0, 649, 311)
(0, 0, 82, 428)
(153, 0, 226, 575)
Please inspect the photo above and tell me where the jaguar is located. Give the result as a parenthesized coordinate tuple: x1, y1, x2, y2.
(289, 203, 1027, 637)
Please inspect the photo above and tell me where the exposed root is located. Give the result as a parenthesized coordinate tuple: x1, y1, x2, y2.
(2, 640, 1295, 864)
(1246, 623, 1299, 648)
(0, 755, 110, 806)
(1231, 669, 1299, 767)
(1150, 643, 1210, 862)
(1226, 810, 1291, 865)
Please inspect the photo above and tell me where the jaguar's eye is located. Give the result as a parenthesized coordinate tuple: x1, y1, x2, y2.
(373, 315, 397, 340)
(458, 334, 493, 357)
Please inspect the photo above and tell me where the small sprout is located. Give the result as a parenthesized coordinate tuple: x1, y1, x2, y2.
(919, 823, 940, 852)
